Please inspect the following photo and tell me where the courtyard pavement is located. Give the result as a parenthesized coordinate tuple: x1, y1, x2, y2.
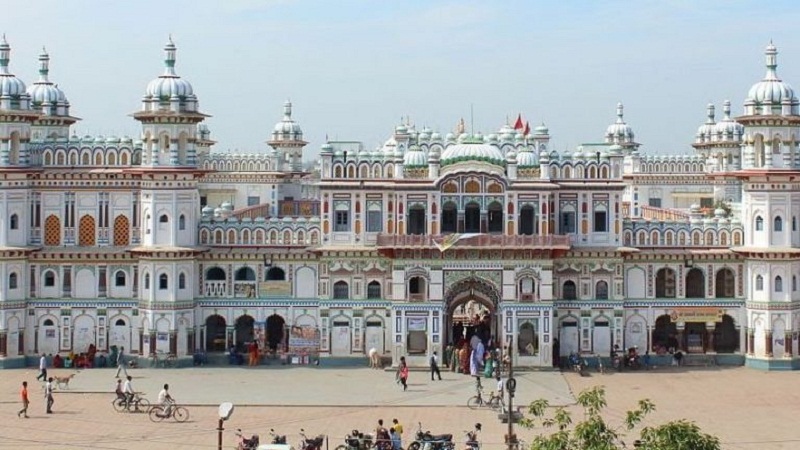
(0, 364, 798, 449)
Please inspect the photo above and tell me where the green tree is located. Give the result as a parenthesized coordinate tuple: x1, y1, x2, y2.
(520, 386, 720, 450)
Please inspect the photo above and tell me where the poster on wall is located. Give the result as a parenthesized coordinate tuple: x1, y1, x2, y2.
(407, 317, 427, 331)
(288, 326, 320, 354)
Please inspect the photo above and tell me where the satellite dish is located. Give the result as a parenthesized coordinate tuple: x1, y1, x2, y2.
(218, 402, 234, 420)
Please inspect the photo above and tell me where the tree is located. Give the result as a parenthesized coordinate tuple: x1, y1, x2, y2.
(520, 386, 720, 450)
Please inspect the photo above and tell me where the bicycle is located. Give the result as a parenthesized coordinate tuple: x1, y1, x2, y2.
(148, 400, 189, 423)
(112, 392, 150, 413)
(467, 387, 502, 410)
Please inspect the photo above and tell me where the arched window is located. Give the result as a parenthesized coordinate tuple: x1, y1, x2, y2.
(159, 215, 169, 223)
(115, 271, 126, 287)
(655, 268, 676, 298)
(775, 276, 783, 292)
(179, 273, 186, 290)
(179, 214, 186, 230)
(755, 216, 764, 231)
(774, 216, 783, 232)
(159, 274, 168, 290)
(144, 273, 151, 289)
(595, 280, 609, 300)
(44, 271, 56, 287)
(9, 214, 18, 230)
(367, 281, 382, 299)
(755, 275, 764, 291)
(333, 281, 349, 299)
(266, 267, 285, 281)
(562, 280, 577, 300)
(8, 272, 18, 289)
(234, 267, 256, 281)
(408, 276, 426, 299)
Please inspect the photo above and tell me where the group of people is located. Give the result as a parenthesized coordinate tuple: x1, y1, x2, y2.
(115, 376, 175, 417)
(16, 378, 54, 418)
(375, 418, 403, 450)
(444, 334, 499, 379)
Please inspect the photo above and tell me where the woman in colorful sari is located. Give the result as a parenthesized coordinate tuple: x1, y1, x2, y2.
(459, 343, 470, 374)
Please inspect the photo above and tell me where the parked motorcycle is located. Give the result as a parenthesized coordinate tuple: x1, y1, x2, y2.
(408, 422, 454, 450)
(335, 429, 373, 450)
(299, 428, 325, 450)
(464, 423, 481, 450)
(235, 429, 260, 450)
(270, 428, 288, 445)
(568, 352, 585, 374)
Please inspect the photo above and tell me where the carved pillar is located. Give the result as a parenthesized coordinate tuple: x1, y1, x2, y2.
(149, 331, 156, 354)
(766, 331, 773, 357)
(676, 328, 685, 351)
(705, 323, 714, 353)
(747, 328, 754, 355)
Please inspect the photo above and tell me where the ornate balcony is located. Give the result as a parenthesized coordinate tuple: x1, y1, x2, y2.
(375, 233, 571, 250)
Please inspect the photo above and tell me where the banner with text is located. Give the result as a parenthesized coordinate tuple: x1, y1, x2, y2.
(669, 308, 724, 323)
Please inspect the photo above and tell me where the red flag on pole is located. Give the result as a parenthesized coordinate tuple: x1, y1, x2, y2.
(523, 121, 530, 136)
(513, 114, 523, 131)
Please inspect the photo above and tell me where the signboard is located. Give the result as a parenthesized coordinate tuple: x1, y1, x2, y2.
(669, 308, 723, 323)
(259, 281, 292, 296)
(288, 326, 320, 353)
(407, 317, 427, 331)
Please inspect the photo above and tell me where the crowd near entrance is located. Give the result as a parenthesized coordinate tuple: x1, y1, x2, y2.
(651, 313, 739, 354)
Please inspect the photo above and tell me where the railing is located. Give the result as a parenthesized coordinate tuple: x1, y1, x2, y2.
(375, 234, 571, 249)
(204, 281, 226, 297)
(230, 200, 320, 220)
(639, 206, 690, 221)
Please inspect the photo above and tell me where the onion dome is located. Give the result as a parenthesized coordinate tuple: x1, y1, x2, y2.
(0, 35, 30, 110)
(27, 47, 70, 116)
(534, 123, 549, 135)
(271, 101, 303, 141)
(143, 37, 198, 112)
(605, 103, 635, 144)
(506, 148, 517, 163)
(608, 144, 623, 156)
(746, 42, 798, 114)
(714, 100, 744, 141)
(429, 145, 440, 162)
(419, 127, 432, 142)
(320, 142, 333, 155)
(516, 146, 537, 168)
(440, 142, 505, 167)
(695, 103, 716, 143)
(430, 131, 442, 141)
(445, 132, 455, 143)
(498, 123, 516, 142)
(403, 144, 427, 167)
(381, 137, 397, 159)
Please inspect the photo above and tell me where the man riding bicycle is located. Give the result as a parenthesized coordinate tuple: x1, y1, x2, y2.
(157, 383, 174, 417)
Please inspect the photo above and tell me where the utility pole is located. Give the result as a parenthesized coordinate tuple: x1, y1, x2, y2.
(505, 337, 517, 450)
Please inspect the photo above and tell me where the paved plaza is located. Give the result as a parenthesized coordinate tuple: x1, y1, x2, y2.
(0, 364, 798, 449)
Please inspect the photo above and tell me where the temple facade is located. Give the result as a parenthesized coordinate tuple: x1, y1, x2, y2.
(0, 37, 797, 369)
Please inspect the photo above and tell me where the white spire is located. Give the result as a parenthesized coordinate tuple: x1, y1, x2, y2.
(163, 35, 177, 77)
(705, 103, 716, 124)
(616, 102, 625, 123)
(764, 40, 779, 81)
(38, 47, 50, 82)
(0, 34, 10, 75)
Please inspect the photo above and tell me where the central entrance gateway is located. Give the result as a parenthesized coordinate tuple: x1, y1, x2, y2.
(444, 277, 500, 350)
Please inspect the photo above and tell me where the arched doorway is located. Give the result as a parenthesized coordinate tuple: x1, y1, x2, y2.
(464, 202, 480, 233)
(235, 315, 255, 352)
(715, 268, 735, 298)
(685, 268, 705, 298)
(652, 315, 678, 352)
(713, 314, 738, 353)
(487, 202, 503, 233)
(205, 315, 227, 352)
(445, 278, 499, 350)
(655, 268, 676, 298)
(265, 314, 286, 352)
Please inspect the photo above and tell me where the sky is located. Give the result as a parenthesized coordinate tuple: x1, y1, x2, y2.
(3, 0, 800, 160)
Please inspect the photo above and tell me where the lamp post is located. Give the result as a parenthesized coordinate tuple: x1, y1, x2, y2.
(217, 402, 234, 450)
(505, 337, 517, 450)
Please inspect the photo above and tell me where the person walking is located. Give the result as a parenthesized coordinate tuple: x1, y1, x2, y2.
(114, 346, 128, 378)
(44, 377, 54, 414)
(17, 381, 29, 418)
(430, 351, 442, 381)
(397, 357, 409, 391)
(36, 354, 47, 382)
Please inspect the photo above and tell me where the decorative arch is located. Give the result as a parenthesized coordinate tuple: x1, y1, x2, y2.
(44, 215, 61, 246)
(443, 277, 501, 314)
(113, 215, 130, 246)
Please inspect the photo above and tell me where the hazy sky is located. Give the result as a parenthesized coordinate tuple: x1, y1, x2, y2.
(4, 1, 799, 160)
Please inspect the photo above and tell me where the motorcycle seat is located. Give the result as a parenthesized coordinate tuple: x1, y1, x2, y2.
(430, 434, 452, 441)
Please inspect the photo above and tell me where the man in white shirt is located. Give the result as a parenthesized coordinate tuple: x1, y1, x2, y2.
(114, 347, 128, 378)
(157, 383, 174, 418)
(122, 375, 135, 409)
(36, 354, 47, 381)
(44, 377, 54, 414)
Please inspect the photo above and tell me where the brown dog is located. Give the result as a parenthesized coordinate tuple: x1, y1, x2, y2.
(54, 373, 75, 390)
